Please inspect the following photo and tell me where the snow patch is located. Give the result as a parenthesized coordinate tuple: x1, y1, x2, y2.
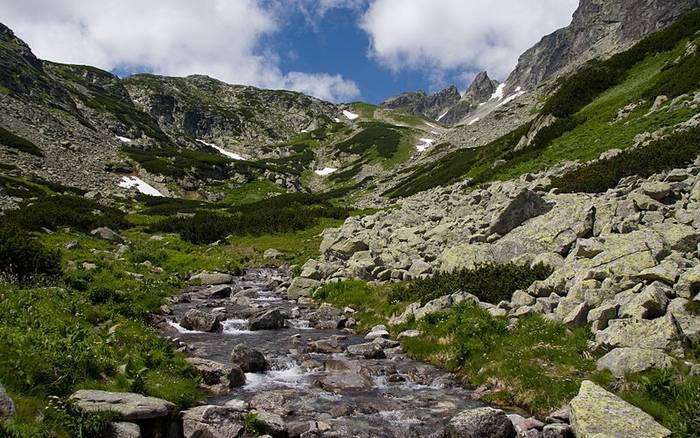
(468, 117, 480, 126)
(314, 167, 338, 176)
(497, 87, 526, 107)
(118, 176, 164, 197)
(343, 110, 359, 120)
(334, 117, 341, 123)
(416, 138, 435, 153)
(425, 122, 438, 129)
(437, 111, 449, 121)
(489, 83, 506, 101)
(197, 139, 245, 160)
(115, 136, 132, 143)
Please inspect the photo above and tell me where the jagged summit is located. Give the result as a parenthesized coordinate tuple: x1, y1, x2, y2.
(438, 71, 500, 125)
(381, 85, 461, 120)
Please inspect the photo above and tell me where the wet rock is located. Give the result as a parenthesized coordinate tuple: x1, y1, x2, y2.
(181, 405, 245, 438)
(70, 390, 175, 421)
(230, 344, 269, 372)
(200, 284, 233, 299)
(595, 315, 685, 354)
(542, 423, 573, 438)
(91, 227, 126, 244)
(570, 381, 671, 437)
(0, 383, 15, 420)
(308, 338, 342, 354)
(346, 342, 386, 359)
(288, 277, 321, 300)
(317, 372, 372, 393)
(444, 407, 516, 438)
(181, 309, 222, 332)
(250, 390, 297, 416)
(104, 422, 141, 438)
(249, 308, 286, 330)
(595, 348, 674, 378)
(186, 357, 245, 390)
(189, 271, 233, 286)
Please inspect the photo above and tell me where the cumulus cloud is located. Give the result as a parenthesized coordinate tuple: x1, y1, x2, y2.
(360, 0, 579, 81)
(0, 0, 360, 102)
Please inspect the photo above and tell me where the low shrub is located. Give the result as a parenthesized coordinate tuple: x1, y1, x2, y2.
(4, 195, 129, 233)
(0, 126, 43, 157)
(0, 222, 61, 283)
(334, 123, 401, 159)
(389, 262, 553, 305)
(551, 125, 700, 193)
(643, 49, 700, 101)
(151, 193, 349, 244)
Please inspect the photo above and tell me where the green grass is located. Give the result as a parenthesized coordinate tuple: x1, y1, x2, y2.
(0, 126, 43, 157)
(350, 102, 377, 119)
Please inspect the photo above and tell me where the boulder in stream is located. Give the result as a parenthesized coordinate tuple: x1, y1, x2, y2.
(180, 309, 222, 332)
(249, 308, 286, 330)
(346, 342, 386, 359)
(230, 344, 269, 372)
(181, 405, 246, 438)
(444, 407, 516, 438)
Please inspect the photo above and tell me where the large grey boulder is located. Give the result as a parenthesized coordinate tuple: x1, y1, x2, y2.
(230, 344, 269, 372)
(618, 282, 669, 319)
(316, 372, 373, 393)
(444, 407, 516, 438)
(91, 227, 126, 244)
(596, 348, 675, 378)
(570, 381, 671, 437)
(249, 308, 286, 331)
(189, 271, 233, 286)
(414, 295, 453, 320)
(181, 405, 245, 438)
(70, 390, 175, 421)
(488, 189, 551, 236)
(186, 357, 245, 391)
(594, 315, 686, 354)
(180, 309, 222, 332)
(287, 277, 321, 300)
(327, 238, 369, 260)
(346, 342, 386, 359)
(0, 384, 15, 420)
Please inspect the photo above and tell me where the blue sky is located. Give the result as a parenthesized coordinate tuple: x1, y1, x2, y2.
(1, 0, 578, 103)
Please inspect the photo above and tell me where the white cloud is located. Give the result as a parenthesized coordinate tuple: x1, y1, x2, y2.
(360, 0, 579, 81)
(0, 0, 360, 102)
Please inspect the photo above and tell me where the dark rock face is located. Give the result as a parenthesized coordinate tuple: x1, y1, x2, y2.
(381, 85, 461, 120)
(441, 71, 500, 125)
(506, 0, 700, 91)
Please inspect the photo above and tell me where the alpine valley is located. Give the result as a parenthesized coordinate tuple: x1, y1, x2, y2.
(1, 1, 700, 437)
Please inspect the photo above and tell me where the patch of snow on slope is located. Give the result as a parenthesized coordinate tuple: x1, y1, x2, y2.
(315, 167, 338, 176)
(343, 110, 359, 120)
(489, 83, 506, 101)
(468, 117, 480, 126)
(497, 87, 525, 107)
(334, 117, 341, 123)
(425, 122, 438, 129)
(118, 176, 164, 197)
(197, 139, 245, 160)
(416, 138, 435, 152)
(437, 111, 449, 121)
(115, 136, 132, 143)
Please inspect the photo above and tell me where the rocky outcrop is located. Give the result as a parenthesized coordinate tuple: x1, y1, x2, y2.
(570, 380, 671, 437)
(506, 0, 700, 91)
(381, 86, 461, 120)
(440, 72, 500, 125)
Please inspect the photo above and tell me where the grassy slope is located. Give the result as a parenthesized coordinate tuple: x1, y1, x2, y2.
(386, 31, 700, 198)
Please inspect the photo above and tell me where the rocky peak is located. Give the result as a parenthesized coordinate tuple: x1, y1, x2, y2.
(381, 85, 461, 120)
(438, 71, 500, 125)
(506, 0, 700, 91)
